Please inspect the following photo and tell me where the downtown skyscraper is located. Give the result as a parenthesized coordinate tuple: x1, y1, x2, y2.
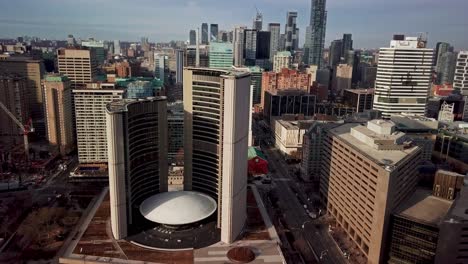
(303, 0, 327, 68)
(284, 11, 299, 52)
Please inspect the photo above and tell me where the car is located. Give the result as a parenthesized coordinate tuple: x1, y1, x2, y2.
(309, 212, 317, 219)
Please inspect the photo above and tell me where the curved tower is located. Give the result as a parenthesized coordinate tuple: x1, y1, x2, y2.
(183, 68, 251, 243)
(106, 97, 168, 239)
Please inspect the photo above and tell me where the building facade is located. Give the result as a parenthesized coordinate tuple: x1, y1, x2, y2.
(233, 26, 246, 66)
(343, 89, 374, 113)
(268, 23, 281, 63)
(167, 101, 184, 164)
(284, 11, 299, 52)
(437, 51, 457, 85)
(273, 51, 292, 73)
(74, 83, 125, 163)
(57, 48, 98, 88)
(43, 75, 75, 156)
(209, 42, 233, 69)
(201, 23, 209, 45)
(454, 51, 468, 95)
(373, 36, 434, 117)
(189, 30, 196, 45)
(0, 56, 44, 131)
(0, 75, 29, 145)
(210, 24, 219, 42)
(106, 98, 168, 239)
(320, 120, 422, 264)
(183, 68, 250, 244)
(175, 49, 184, 84)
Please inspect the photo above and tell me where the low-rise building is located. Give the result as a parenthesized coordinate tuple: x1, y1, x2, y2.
(272, 118, 314, 160)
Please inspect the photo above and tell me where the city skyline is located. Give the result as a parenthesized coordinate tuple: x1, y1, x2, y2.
(0, 0, 467, 49)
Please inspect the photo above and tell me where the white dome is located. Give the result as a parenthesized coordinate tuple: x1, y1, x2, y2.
(139, 191, 217, 225)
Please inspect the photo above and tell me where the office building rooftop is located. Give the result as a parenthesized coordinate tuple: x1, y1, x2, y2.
(330, 121, 419, 166)
(395, 189, 454, 226)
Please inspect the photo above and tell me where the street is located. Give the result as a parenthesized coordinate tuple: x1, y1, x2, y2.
(253, 119, 346, 264)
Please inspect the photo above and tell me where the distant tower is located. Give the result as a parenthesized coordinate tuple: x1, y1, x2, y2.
(268, 23, 281, 62)
(233, 26, 246, 66)
(437, 51, 457, 85)
(210, 24, 219, 42)
(201, 23, 209, 45)
(341, 33, 353, 56)
(328, 39, 343, 68)
(303, 0, 327, 67)
(373, 35, 434, 117)
(253, 9, 263, 31)
(284, 11, 299, 52)
(189, 30, 196, 45)
(114, 40, 121, 55)
(175, 50, 184, 84)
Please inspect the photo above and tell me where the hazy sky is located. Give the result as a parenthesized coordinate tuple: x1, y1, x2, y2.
(1, 0, 467, 49)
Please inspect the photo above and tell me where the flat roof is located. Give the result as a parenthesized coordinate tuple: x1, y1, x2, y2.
(395, 189, 453, 226)
(330, 123, 419, 166)
(140, 191, 217, 225)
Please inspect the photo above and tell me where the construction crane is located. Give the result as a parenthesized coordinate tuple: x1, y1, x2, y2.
(0, 101, 34, 161)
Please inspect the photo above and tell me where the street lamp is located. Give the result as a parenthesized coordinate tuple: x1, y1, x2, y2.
(320, 250, 328, 260)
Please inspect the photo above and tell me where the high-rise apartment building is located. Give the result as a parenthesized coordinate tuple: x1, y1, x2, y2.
(189, 30, 196, 45)
(320, 120, 422, 264)
(253, 11, 263, 31)
(210, 24, 219, 42)
(454, 51, 468, 95)
(57, 48, 98, 88)
(0, 56, 44, 128)
(0, 75, 29, 145)
(233, 26, 246, 66)
(175, 50, 184, 84)
(328, 39, 342, 68)
(183, 68, 250, 243)
(273, 51, 292, 73)
(209, 42, 233, 69)
(201, 23, 209, 45)
(284, 11, 299, 52)
(43, 75, 74, 156)
(268, 23, 281, 62)
(73, 83, 125, 164)
(303, 0, 327, 67)
(106, 97, 168, 239)
(373, 36, 434, 117)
